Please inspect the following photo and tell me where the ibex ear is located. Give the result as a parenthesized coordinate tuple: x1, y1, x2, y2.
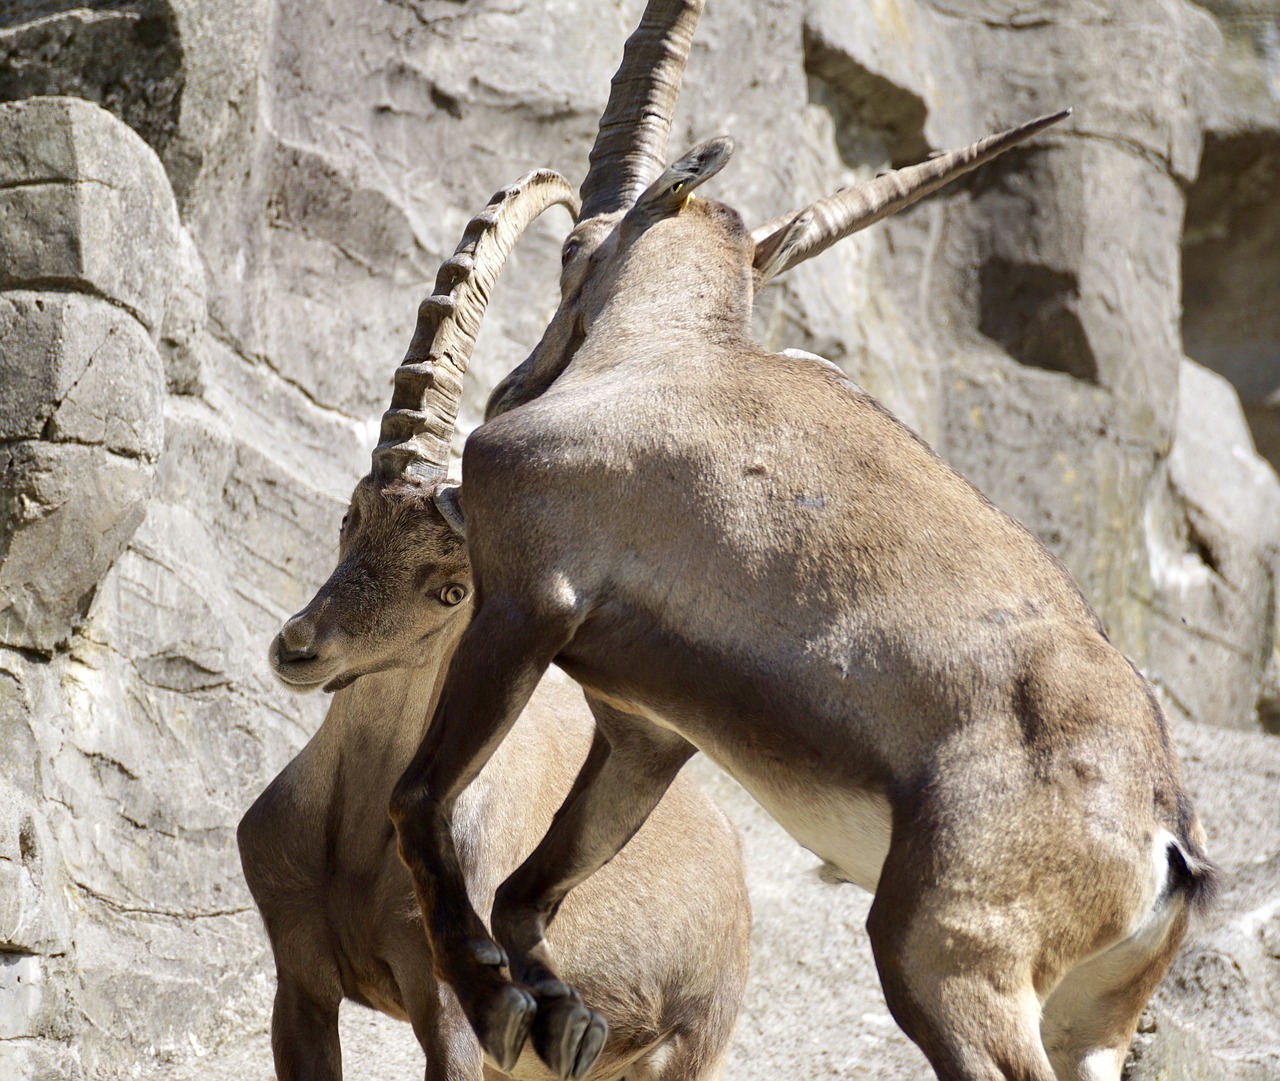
(432, 484, 465, 537)
(631, 136, 735, 220)
(753, 208, 812, 284)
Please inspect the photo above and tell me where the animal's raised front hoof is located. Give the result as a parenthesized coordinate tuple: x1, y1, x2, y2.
(531, 990, 608, 1081)
(472, 981, 537, 1073)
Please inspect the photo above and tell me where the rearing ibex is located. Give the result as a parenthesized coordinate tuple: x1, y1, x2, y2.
(383, 3, 1217, 1080)
(238, 173, 751, 1081)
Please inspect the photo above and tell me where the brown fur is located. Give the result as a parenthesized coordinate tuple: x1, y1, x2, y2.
(240, 477, 751, 1081)
(389, 184, 1216, 1081)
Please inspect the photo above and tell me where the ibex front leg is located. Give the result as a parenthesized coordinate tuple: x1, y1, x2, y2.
(491, 696, 696, 1079)
(271, 975, 342, 1081)
(390, 596, 572, 1074)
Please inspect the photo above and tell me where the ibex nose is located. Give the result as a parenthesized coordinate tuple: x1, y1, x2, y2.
(276, 640, 317, 665)
(275, 620, 318, 664)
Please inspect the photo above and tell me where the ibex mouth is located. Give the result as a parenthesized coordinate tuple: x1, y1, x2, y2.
(272, 668, 328, 693)
(270, 634, 339, 693)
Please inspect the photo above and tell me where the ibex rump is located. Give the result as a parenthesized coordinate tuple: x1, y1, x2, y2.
(380, 4, 1215, 1080)
(238, 174, 751, 1081)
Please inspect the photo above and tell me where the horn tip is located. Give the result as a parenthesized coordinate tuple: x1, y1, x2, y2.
(1032, 107, 1073, 128)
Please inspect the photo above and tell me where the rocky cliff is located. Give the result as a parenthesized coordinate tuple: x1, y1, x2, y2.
(0, 1, 1277, 1078)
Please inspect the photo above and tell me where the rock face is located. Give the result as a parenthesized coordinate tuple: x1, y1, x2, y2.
(0, 1, 1276, 1079)
(1183, 0, 1280, 479)
(0, 96, 173, 655)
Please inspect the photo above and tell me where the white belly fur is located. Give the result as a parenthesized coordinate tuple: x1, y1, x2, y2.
(582, 689, 893, 891)
(735, 772, 893, 893)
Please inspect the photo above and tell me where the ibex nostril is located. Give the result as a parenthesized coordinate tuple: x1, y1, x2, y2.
(277, 641, 318, 665)
(276, 623, 318, 664)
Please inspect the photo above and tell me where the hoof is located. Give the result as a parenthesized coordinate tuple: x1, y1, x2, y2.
(531, 993, 608, 1081)
(474, 982, 537, 1073)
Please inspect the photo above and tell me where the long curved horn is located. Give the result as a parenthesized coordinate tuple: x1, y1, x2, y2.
(752, 109, 1071, 285)
(372, 170, 579, 482)
(578, 0, 705, 222)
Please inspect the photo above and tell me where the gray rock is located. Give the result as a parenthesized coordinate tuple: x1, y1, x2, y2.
(0, 441, 155, 652)
(0, 292, 164, 459)
(1261, 581, 1280, 734)
(1145, 360, 1280, 731)
(0, 3, 184, 173)
(0, 1, 270, 211)
(0, 96, 182, 333)
(1181, 0, 1280, 473)
(158, 227, 209, 396)
(163, 0, 272, 207)
(0, 762, 72, 959)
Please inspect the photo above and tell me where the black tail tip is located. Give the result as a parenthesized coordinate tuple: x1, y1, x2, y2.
(1168, 840, 1222, 918)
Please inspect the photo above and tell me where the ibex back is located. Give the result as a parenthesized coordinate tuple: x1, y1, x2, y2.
(383, 4, 1216, 1079)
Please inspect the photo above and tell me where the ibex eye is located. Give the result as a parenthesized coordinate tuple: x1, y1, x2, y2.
(438, 584, 468, 606)
(561, 239, 580, 266)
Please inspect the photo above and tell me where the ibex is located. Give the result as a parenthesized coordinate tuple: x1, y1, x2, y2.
(238, 174, 751, 1081)
(380, 3, 1218, 1080)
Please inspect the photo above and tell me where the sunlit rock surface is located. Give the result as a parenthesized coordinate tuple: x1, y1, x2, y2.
(0, 1, 1276, 1077)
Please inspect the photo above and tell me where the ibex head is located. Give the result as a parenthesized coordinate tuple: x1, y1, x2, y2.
(270, 475, 472, 693)
(557, 137, 755, 341)
(270, 170, 579, 693)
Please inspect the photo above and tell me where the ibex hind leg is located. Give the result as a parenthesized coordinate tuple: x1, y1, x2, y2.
(867, 851, 1057, 1081)
(1039, 885, 1189, 1081)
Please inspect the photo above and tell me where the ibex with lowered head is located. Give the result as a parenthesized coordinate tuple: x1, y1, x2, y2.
(239, 174, 751, 1081)
(385, 3, 1217, 1079)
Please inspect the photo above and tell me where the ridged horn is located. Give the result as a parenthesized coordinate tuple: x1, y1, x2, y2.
(372, 170, 580, 482)
(579, 0, 705, 222)
(751, 109, 1072, 285)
